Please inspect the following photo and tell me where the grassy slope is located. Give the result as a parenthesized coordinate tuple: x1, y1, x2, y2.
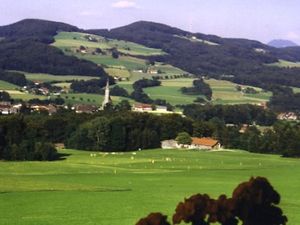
(0, 80, 20, 90)
(0, 80, 47, 101)
(60, 93, 133, 106)
(143, 79, 202, 105)
(53, 32, 165, 56)
(24, 72, 99, 82)
(268, 59, 300, 68)
(206, 79, 272, 104)
(0, 149, 299, 225)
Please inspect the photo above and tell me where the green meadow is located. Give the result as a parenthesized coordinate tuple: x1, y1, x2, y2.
(0, 80, 20, 90)
(206, 79, 272, 104)
(143, 79, 202, 105)
(53, 32, 165, 56)
(0, 149, 299, 225)
(60, 93, 133, 106)
(268, 59, 300, 68)
(24, 72, 99, 82)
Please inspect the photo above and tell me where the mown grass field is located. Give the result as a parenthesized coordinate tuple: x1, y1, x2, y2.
(143, 79, 202, 105)
(0, 149, 299, 225)
(60, 93, 133, 106)
(53, 32, 165, 56)
(268, 59, 300, 68)
(0, 80, 20, 90)
(24, 72, 99, 82)
(206, 79, 272, 104)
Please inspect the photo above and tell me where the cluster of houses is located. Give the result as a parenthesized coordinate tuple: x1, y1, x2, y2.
(132, 103, 168, 113)
(0, 101, 58, 115)
(0, 102, 21, 115)
(277, 112, 298, 121)
(161, 137, 221, 150)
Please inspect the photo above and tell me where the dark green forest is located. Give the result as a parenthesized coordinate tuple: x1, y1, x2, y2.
(1, 103, 300, 161)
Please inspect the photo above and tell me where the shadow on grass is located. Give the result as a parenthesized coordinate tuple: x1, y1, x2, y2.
(55, 152, 72, 161)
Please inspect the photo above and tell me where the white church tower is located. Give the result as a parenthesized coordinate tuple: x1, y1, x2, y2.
(101, 79, 112, 109)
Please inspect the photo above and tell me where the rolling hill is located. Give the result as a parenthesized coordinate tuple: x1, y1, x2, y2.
(1, 19, 300, 106)
(88, 21, 300, 89)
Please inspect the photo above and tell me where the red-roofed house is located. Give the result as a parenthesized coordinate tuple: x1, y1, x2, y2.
(190, 137, 221, 150)
(132, 103, 153, 112)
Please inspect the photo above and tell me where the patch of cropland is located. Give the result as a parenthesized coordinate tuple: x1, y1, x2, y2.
(0, 149, 299, 225)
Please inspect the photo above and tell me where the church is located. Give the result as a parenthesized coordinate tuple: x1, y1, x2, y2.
(101, 79, 112, 110)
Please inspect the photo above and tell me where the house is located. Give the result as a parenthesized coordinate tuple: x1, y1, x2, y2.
(189, 137, 221, 150)
(161, 137, 221, 150)
(73, 104, 98, 114)
(147, 68, 158, 74)
(31, 104, 57, 115)
(156, 105, 168, 113)
(239, 124, 249, 133)
(161, 140, 178, 149)
(132, 103, 153, 112)
(277, 112, 298, 121)
(0, 102, 17, 115)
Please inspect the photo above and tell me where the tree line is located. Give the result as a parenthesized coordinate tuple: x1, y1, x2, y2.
(1, 103, 300, 160)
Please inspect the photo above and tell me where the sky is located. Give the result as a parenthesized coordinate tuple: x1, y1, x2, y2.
(0, 0, 299, 44)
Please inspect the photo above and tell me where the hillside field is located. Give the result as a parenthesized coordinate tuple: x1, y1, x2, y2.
(206, 79, 272, 104)
(268, 59, 300, 68)
(0, 149, 299, 225)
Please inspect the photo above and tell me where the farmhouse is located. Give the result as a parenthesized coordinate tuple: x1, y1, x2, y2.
(73, 104, 98, 114)
(156, 105, 168, 112)
(132, 103, 153, 112)
(189, 137, 221, 150)
(161, 137, 221, 150)
(0, 102, 18, 115)
(31, 104, 57, 115)
(161, 140, 178, 149)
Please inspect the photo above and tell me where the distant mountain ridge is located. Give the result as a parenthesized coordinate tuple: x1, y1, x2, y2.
(268, 39, 298, 48)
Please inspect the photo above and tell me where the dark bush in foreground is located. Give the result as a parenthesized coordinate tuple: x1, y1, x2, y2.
(137, 177, 287, 225)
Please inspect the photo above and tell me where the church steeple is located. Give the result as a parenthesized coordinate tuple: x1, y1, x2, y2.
(101, 79, 112, 109)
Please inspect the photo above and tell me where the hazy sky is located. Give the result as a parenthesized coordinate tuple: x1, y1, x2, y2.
(0, 0, 299, 44)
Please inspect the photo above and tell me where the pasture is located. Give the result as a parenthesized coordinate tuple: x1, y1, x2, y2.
(60, 93, 133, 106)
(143, 79, 202, 105)
(0, 149, 299, 225)
(53, 32, 165, 56)
(268, 59, 300, 68)
(24, 72, 99, 82)
(0, 80, 20, 90)
(206, 79, 272, 104)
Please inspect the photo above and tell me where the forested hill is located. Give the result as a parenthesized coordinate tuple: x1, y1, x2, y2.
(0, 19, 107, 77)
(1, 19, 300, 86)
(88, 21, 300, 88)
(0, 19, 80, 43)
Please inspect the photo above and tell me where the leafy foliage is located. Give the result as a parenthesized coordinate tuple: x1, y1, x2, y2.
(0, 70, 28, 86)
(181, 79, 212, 100)
(138, 177, 287, 225)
